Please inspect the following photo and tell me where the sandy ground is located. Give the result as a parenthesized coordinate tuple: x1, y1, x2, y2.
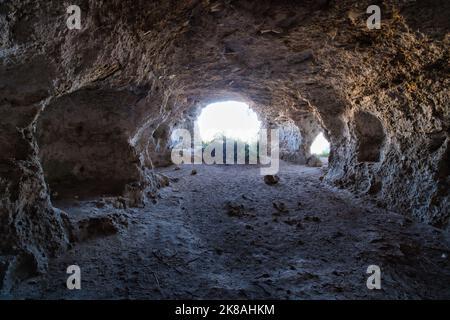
(9, 162, 450, 299)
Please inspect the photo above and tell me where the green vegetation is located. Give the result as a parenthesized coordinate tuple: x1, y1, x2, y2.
(202, 134, 260, 164)
(318, 151, 330, 158)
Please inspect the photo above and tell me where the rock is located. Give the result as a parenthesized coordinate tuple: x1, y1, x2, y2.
(225, 201, 255, 218)
(288, 50, 314, 64)
(95, 201, 106, 209)
(278, 119, 317, 165)
(76, 213, 128, 241)
(225, 202, 245, 217)
(1, 0, 449, 293)
(272, 201, 289, 213)
(191, 169, 197, 175)
(264, 175, 280, 185)
(0, 253, 41, 293)
(113, 197, 127, 209)
(304, 216, 321, 222)
(347, 10, 360, 26)
(307, 155, 323, 167)
(156, 174, 170, 188)
(124, 182, 145, 208)
(368, 179, 382, 195)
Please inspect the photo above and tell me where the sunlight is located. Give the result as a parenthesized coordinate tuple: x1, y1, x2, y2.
(310, 132, 330, 156)
(196, 101, 261, 143)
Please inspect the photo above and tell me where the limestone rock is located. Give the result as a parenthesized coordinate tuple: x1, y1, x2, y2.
(0, 0, 448, 292)
(264, 175, 280, 185)
(307, 155, 323, 167)
(76, 213, 128, 242)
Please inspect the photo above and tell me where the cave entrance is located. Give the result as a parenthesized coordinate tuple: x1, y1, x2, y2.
(196, 101, 261, 144)
(310, 132, 330, 159)
(192, 101, 263, 165)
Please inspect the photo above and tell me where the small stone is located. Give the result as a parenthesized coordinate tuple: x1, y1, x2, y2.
(77, 213, 127, 241)
(191, 169, 197, 175)
(113, 197, 127, 209)
(442, 253, 448, 259)
(174, 166, 181, 171)
(225, 202, 245, 217)
(273, 201, 289, 213)
(264, 175, 280, 185)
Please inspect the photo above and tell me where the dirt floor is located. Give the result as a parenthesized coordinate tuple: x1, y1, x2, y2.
(8, 162, 450, 299)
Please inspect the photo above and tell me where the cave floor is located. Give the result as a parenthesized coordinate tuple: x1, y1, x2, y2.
(11, 162, 450, 299)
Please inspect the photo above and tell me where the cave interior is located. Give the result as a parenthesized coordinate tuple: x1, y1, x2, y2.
(0, 0, 449, 299)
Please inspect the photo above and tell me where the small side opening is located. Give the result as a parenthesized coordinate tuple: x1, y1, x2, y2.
(354, 111, 385, 162)
(310, 132, 330, 159)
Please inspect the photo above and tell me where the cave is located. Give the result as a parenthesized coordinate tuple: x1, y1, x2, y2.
(0, 0, 449, 301)
(354, 111, 385, 163)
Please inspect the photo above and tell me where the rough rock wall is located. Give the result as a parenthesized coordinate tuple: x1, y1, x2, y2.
(0, 0, 188, 290)
(37, 89, 144, 197)
(0, 0, 449, 290)
(314, 1, 449, 227)
(0, 58, 70, 292)
(277, 116, 322, 165)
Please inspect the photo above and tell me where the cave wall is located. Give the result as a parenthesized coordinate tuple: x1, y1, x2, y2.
(277, 115, 322, 165)
(0, 57, 71, 292)
(0, 0, 449, 290)
(313, 2, 449, 227)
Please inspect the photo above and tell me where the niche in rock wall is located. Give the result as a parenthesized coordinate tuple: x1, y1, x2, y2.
(353, 111, 385, 163)
(36, 89, 142, 199)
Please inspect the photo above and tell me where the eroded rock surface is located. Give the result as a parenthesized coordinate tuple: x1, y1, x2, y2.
(0, 0, 449, 292)
(9, 163, 450, 299)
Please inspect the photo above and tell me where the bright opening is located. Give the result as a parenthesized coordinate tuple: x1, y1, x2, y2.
(196, 101, 261, 143)
(310, 132, 330, 157)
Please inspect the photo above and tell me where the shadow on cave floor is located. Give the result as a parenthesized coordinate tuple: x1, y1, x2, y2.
(10, 162, 450, 299)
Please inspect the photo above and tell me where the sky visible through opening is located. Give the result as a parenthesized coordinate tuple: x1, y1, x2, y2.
(310, 132, 330, 156)
(196, 101, 261, 143)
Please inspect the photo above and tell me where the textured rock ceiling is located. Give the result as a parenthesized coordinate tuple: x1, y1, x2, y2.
(0, 0, 448, 290)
